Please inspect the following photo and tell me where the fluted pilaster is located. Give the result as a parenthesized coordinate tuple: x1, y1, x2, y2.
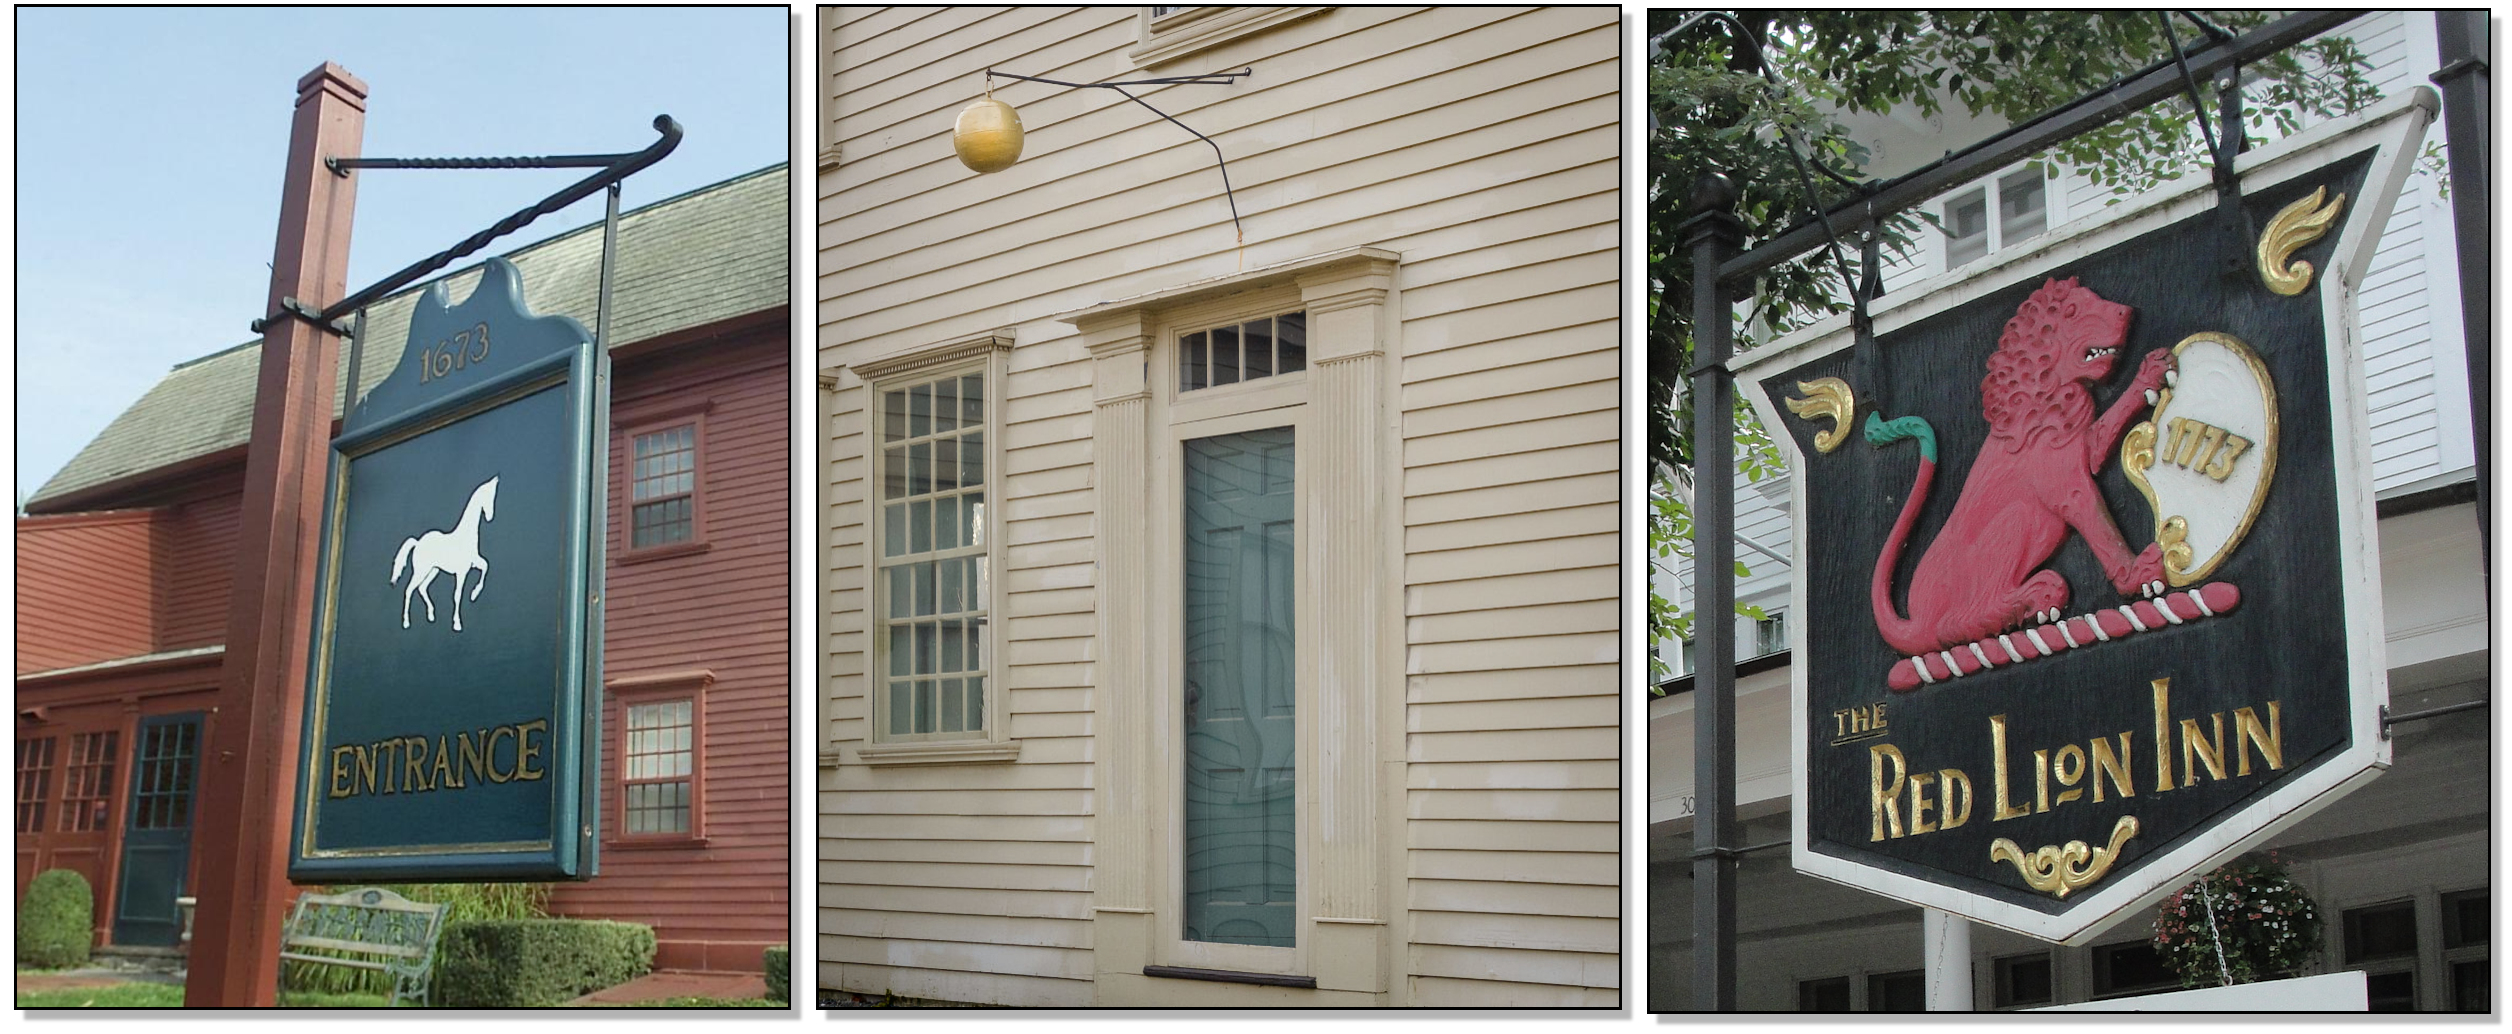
(1081, 310, 1154, 911)
(1296, 252, 1396, 924)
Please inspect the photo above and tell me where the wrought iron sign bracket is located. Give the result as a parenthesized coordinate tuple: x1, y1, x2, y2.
(983, 67, 1252, 240)
(2159, 11, 2255, 280)
(260, 115, 684, 336)
(2381, 698, 2489, 738)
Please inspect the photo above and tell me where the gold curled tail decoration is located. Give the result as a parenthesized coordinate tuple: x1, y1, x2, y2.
(1785, 378, 1857, 453)
(1989, 815, 2140, 899)
(2258, 186, 2347, 296)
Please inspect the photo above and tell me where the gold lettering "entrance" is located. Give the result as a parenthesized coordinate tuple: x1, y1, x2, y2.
(326, 719, 549, 799)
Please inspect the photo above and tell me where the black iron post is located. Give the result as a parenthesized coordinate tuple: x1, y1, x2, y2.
(1685, 171, 1745, 1012)
(2433, 11, 2489, 592)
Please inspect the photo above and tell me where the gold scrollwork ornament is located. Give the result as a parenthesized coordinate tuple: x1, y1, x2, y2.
(1989, 815, 2140, 899)
(2156, 516, 2194, 580)
(1784, 377, 1857, 453)
(2257, 186, 2347, 296)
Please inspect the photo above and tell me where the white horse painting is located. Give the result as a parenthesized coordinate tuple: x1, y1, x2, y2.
(390, 475, 498, 632)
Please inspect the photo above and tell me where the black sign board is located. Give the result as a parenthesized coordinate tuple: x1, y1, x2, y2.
(290, 256, 607, 882)
(1736, 94, 2433, 942)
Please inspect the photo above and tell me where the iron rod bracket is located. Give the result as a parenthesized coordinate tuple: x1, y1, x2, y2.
(982, 67, 1251, 239)
(2381, 699, 2489, 737)
(324, 148, 656, 177)
(280, 115, 681, 334)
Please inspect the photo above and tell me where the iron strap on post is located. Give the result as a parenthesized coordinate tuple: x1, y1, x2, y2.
(1712, 9, 2358, 287)
(252, 115, 682, 336)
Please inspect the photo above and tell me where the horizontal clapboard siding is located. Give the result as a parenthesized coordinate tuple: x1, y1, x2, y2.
(823, 4, 1618, 1007)
(15, 511, 160, 674)
(546, 330, 791, 969)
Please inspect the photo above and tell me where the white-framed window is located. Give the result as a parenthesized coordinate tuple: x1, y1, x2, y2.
(870, 363, 997, 744)
(627, 422, 700, 550)
(2090, 938, 2179, 999)
(2344, 898, 2422, 1010)
(1131, 6, 1323, 67)
(1942, 163, 2052, 269)
(1179, 308, 1307, 393)
(2441, 888, 2489, 1012)
(1993, 950, 2056, 1009)
(2334, 888, 2493, 1012)
(1755, 611, 1788, 657)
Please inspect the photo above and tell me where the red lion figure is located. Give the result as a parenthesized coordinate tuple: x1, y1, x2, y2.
(1862, 277, 2177, 659)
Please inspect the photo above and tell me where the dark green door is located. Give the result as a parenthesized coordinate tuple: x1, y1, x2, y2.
(1181, 427, 1296, 947)
(112, 713, 201, 946)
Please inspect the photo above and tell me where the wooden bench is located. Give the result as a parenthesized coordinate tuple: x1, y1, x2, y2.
(277, 887, 448, 1007)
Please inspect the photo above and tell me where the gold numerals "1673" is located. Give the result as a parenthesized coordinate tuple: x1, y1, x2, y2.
(2162, 416, 2251, 482)
(417, 322, 491, 383)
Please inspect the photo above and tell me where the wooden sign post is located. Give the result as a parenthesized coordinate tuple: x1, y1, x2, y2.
(185, 61, 365, 1008)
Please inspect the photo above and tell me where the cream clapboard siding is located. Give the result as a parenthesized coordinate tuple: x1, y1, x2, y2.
(822, 5, 1617, 1007)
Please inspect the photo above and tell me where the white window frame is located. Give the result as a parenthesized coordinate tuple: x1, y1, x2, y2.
(853, 334, 1017, 765)
(1130, 6, 1326, 68)
(1150, 285, 1316, 975)
(1938, 162, 2060, 271)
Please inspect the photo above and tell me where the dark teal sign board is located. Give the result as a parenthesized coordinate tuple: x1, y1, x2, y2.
(291, 256, 606, 882)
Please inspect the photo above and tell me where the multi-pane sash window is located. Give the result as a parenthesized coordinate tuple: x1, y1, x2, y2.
(1181, 310, 1306, 392)
(131, 720, 198, 830)
(1755, 612, 1788, 657)
(631, 425, 698, 548)
(15, 737, 55, 834)
(59, 732, 118, 833)
(1944, 165, 2049, 269)
(623, 700, 695, 835)
(1999, 166, 2048, 242)
(878, 370, 989, 739)
(1945, 188, 1991, 267)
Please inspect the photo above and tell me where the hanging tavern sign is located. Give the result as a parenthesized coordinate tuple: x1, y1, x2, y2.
(1736, 91, 2435, 943)
(291, 256, 608, 882)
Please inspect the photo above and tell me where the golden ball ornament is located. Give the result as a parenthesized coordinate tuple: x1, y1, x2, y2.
(953, 96, 1025, 173)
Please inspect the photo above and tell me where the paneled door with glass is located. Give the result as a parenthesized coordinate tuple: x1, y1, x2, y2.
(1180, 426, 1297, 948)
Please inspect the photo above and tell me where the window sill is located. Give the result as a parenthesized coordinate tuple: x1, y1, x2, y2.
(618, 540, 712, 565)
(1130, 6, 1325, 68)
(854, 740, 1021, 766)
(1142, 965, 1316, 989)
(606, 835, 710, 851)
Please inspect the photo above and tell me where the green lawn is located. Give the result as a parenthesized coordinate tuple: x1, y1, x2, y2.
(16, 984, 393, 1009)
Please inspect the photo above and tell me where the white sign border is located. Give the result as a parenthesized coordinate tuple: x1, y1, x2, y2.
(1733, 89, 2436, 945)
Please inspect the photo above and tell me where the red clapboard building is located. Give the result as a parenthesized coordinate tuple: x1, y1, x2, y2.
(14, 164, 789, 971)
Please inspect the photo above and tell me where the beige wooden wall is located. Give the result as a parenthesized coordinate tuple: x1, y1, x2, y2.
(820, 5, 1618, 1006)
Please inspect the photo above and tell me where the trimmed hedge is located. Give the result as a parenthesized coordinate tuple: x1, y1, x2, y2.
(763, 944, 788, 1003)
(17, 869, 94, 969)
(434, 918, 655, 1007)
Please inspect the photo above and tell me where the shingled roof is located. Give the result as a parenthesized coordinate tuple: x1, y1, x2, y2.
(27, 163, 788, 512)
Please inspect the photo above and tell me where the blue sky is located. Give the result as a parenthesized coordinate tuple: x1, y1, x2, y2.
(15, 6, 791, 500)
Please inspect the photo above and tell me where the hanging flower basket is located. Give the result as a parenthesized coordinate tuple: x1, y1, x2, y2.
(2151, 851, 2323, 988)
